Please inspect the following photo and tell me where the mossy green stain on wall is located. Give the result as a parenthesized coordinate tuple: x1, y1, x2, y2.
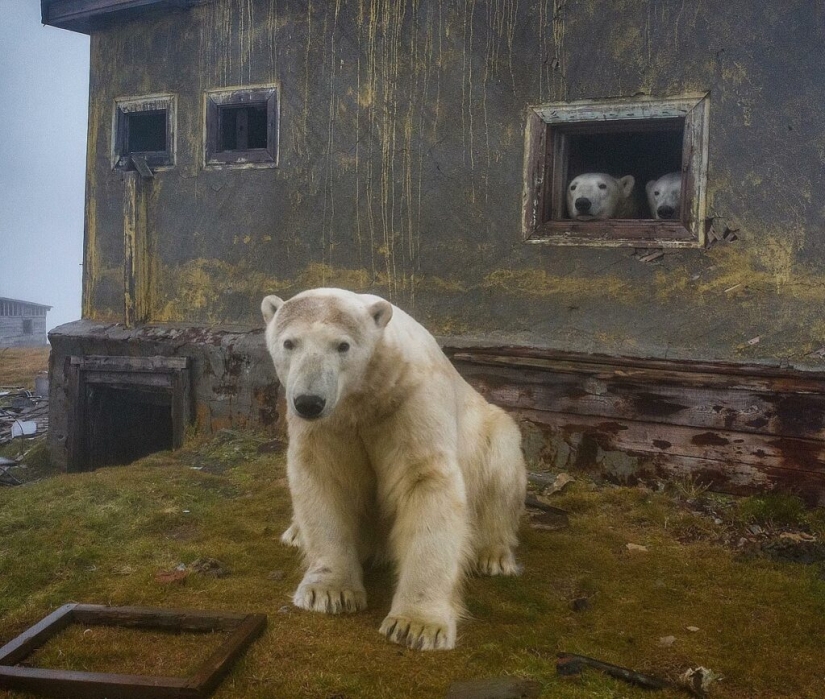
(82, 0, 825, 364)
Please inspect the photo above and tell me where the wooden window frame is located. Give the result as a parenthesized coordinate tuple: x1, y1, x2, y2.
(205, 86, 279, 168)
(113, 94, 176, 171)
(522, 93, 709, 248)
(0, 603, 266, 699)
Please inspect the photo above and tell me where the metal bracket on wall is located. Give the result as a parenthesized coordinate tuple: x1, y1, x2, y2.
(130, 155, 155, 180)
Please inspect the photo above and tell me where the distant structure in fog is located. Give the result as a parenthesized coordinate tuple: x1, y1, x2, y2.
(0, 297, 51, 348)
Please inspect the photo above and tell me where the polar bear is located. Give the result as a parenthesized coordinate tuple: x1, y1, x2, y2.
(646, 172, 682, 219)
(261, 288, 527, 651)
(567, 172, 636, 220)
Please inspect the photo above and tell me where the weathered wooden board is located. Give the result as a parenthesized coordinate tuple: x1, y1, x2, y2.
(456, 362, 825, 440)
(448, 347, 825, 504)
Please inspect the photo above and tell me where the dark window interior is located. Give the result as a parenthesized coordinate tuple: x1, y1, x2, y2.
(565, 128, 683, 193)
(219, 104, 268, 151)
(85, 385, 173, 469)
(125, 110, 167, 154)
(22, 319, 32, 334)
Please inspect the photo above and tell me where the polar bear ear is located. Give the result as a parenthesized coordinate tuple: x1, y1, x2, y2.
(618, 175, 635, 198)
(646, 179, 656, 196)
(368, 299, 393, 329)
(261, 295, 284, 324)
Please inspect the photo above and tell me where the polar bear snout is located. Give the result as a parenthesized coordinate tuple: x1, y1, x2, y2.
(657, 204, 676, 219)
(574, 197, 592, 213)
(294, 393, 327, 420)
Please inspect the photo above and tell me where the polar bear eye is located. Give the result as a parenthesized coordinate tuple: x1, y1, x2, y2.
(337, 342, 350, 353)
(654, 190, 660, 196)
(570, 184, 576, 191)
(598, 183, 607, 190)
(283, 339, 295, 350)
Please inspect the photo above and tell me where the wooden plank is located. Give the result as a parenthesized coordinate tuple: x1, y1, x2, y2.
(456, 362, 825, 440)
(77, 356, 189, 372)
(71, 605, 249, 632)
(513, 409, 825, 474)
(521, 109, 546, 239)
(514, 411, 825, 506)
(0, 666, 196, 699)
(534, 95, 704, 124)
(448, 349, 825, 393)
(84, 372, 173, 389)
(0, 604, 77, 666)
(186, 614, 267, 695)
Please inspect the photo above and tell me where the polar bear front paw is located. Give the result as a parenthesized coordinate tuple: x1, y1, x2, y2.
(379, 614, 456, 650)
(475, 546, 522, 576)
(293, 582, 367, 614)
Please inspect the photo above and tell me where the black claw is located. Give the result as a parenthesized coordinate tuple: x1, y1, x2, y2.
(386, 620, 397, 637)
(309, 590, 315, 606)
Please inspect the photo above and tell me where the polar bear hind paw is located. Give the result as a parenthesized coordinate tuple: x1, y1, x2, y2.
(379, 615, 456, 650)
(280, 522, 302, 548)
(293, 583, 367, 614)
(475, 546, 522, 576)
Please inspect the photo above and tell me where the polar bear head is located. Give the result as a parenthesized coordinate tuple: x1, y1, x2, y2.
(261, 288, 393, 421)
(646, 172, 682, 219)
(567, 173, 635, 220)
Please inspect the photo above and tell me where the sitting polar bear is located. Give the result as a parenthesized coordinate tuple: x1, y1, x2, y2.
(567, 172, 636, 220)
(261, 288, 527, 651)
(646, 172, 682, 219)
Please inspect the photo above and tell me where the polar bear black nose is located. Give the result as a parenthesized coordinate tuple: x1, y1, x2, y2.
(574, 197, 591, 213)
(657, 205, 676, 218)
(294, 394, 326, 419)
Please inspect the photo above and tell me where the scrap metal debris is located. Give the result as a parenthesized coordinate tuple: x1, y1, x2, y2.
(0, 387, 48, 446)
(556, 652, 670, 690)
(557, 652, 722, 697)
(525, 494, 570, 530)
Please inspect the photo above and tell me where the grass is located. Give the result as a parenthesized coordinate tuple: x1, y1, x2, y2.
(0, 435, 824, 698)
(0, 348, 50, 390)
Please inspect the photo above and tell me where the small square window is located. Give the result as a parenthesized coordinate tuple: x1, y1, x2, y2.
(113, 95, 176, 170)
(206, 86, 279, 167)
(522, 94, 709, 247)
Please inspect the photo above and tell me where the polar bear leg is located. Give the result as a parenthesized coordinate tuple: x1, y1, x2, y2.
(288, 433, 372, 614)
(378, 457, 469, 650)
(473, 409, 526, 576)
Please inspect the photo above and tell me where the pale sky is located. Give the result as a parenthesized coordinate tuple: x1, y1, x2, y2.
(0, 0, 89, 331)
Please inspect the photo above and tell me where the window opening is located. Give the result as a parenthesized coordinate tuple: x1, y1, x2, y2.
(22, 319, 33, 335)
(113, 95, 175, 170)
(206, 86, 279, 167)
(523, 94, 709, 247)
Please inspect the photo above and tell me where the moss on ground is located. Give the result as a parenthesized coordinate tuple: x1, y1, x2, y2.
(1, 433, 824, 698)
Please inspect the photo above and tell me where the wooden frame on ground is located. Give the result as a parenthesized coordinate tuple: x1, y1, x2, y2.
(0, 604, 266, 699)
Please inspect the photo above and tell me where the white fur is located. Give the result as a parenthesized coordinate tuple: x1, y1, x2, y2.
(567, 172, 636, 220)
(262, 288, 527, 651)
(646, 172, 682, 219)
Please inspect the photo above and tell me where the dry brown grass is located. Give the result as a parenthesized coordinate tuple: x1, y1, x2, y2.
(0, 347, 50, 390)
(1, 432, 824, 698)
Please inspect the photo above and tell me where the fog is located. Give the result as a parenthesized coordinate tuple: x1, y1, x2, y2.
(0, 0, 90, 332)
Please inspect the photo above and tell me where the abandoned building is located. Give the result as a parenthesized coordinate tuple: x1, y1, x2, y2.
(42, 0, 825, 504)
(0, 297, 51, 348)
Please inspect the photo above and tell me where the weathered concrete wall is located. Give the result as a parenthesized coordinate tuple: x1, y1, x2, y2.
(82, 0, 825, 365)
(48, 320, 280, 470)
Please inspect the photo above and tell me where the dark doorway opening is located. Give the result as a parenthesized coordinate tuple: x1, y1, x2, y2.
(67, 355, 190, 473)
(85, 385, 173, 469)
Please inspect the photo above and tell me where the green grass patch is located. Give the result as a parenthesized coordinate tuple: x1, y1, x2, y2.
(1, 435, 824, 698)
